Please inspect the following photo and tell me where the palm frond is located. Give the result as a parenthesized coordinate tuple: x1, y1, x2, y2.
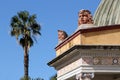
(11, 15, 21, 28)
(27, 36, 33, 47)
(18, 11, 29, 23)
(33, 30, 41, 35)
(30, 23, 41, 35)
(10, 30, 16, 36)
(19, 36, 34, 48)
(20, 38, 25, 48)
(11, 16, 19, 23)
(10, 10, 41, 48)
(28, 14, 36, 25)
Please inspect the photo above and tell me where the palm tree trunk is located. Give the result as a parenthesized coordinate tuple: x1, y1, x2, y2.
(24, 36, 29, 79)
(24, 47, 29, 78)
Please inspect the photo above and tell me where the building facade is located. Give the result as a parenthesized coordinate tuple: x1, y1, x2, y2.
(48, 1, 120, 80)
(48, 24, 120, 80)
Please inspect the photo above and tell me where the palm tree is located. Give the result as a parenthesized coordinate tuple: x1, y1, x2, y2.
(10, 11, 41, 79)
(50, 74, 57, 80)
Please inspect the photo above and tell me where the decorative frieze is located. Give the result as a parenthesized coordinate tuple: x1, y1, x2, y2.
(82, 57, 93, 65)
(93, 57, 120, 65)
(93, 57, 101, 65)
(82, 57, 120, 65)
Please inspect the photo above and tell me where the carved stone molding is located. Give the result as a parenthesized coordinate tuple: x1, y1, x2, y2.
(93, 57, 120, 65)
(81, 56, 120, 65)
(76, 73, 94, 80)
(78, 49, 120, 57)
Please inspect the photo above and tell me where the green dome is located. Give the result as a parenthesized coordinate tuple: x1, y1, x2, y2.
(94, 0, 120, 26)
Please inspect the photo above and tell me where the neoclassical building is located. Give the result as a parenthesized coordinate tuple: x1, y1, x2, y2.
(48, 0, 120, 80)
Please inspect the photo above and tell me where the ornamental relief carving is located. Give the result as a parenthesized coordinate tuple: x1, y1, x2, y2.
(82, 57, 93, 65)
(93, 57, 120, 65)
(82, 57, 120, 65)
(93, 57, 101, 65)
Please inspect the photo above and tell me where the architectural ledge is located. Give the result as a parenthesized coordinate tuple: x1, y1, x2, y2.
(48, 45, 120, 67)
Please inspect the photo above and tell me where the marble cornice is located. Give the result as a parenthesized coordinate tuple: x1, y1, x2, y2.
(48, 45, 120, 67)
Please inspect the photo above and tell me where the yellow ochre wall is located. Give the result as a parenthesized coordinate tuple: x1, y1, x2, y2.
(56, 34, 81, 56)
(82, 29, 120, 45)
(56, 28, 120, 56)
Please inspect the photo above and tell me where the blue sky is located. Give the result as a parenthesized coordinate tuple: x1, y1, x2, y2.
(0, 0, 100, 80)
